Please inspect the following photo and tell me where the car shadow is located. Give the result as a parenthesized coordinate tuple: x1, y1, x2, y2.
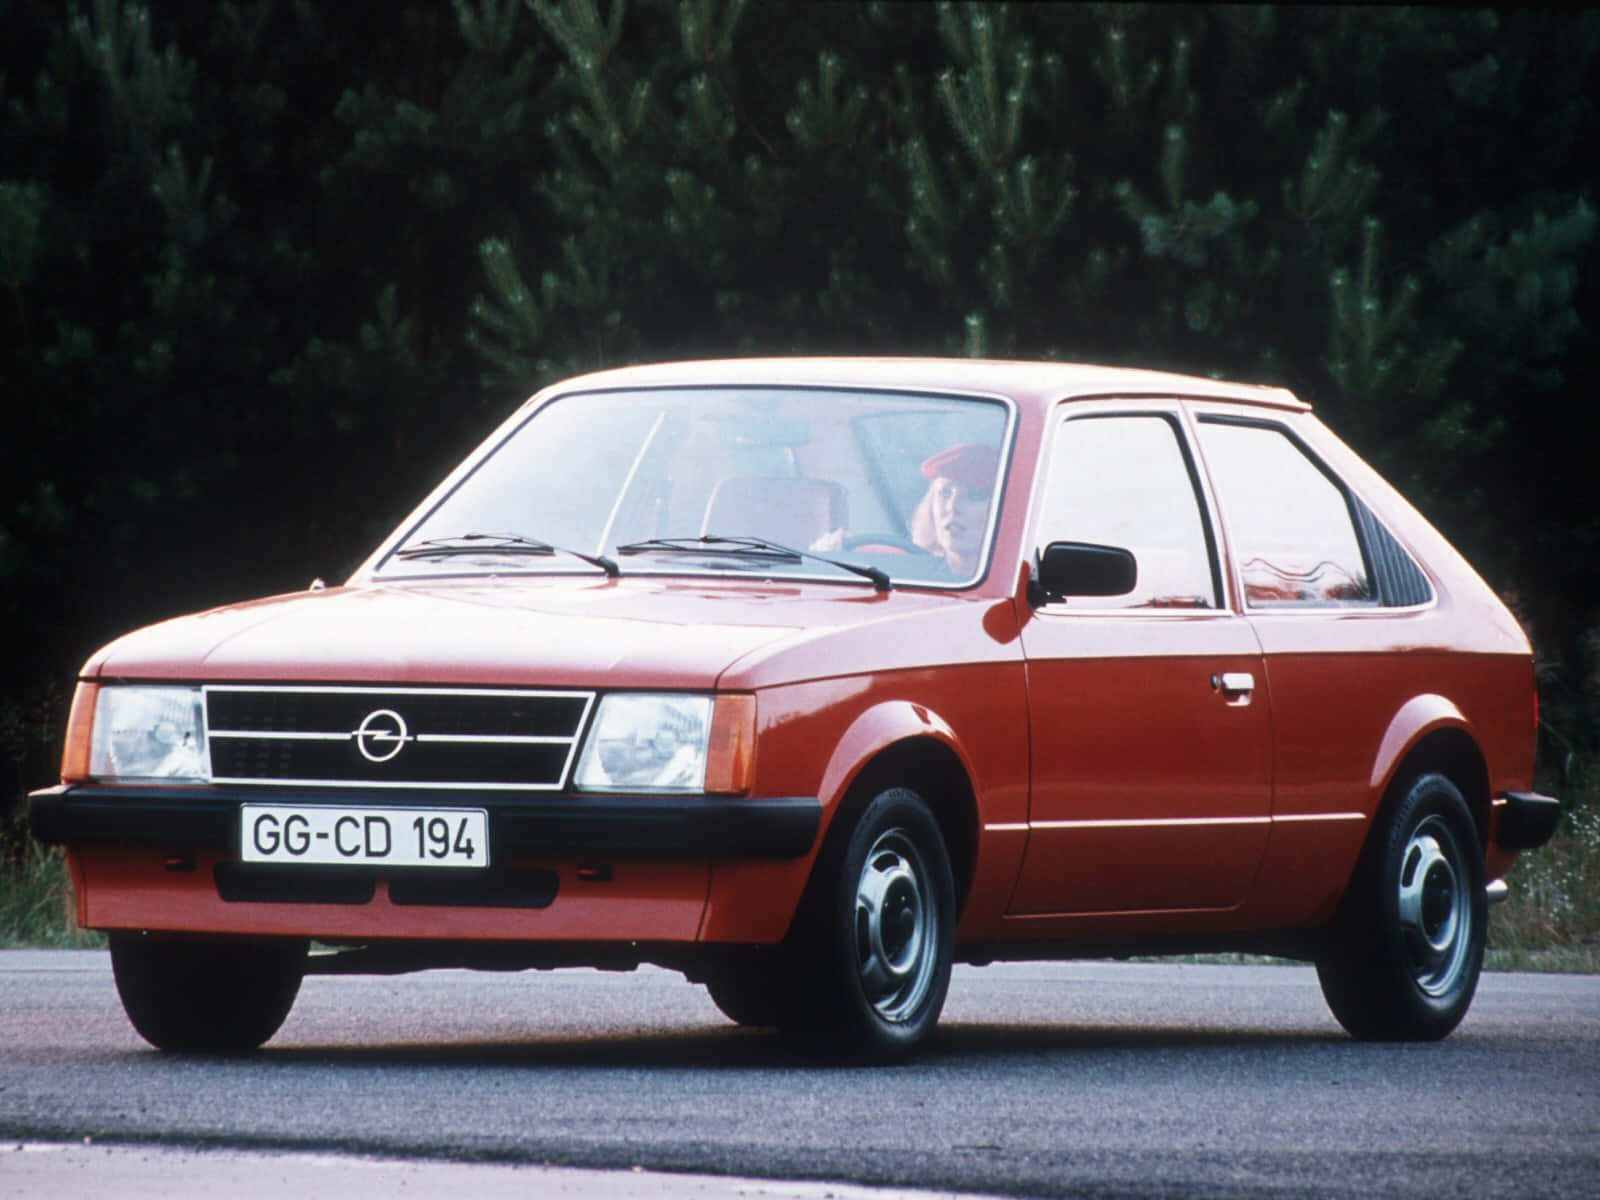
(243, 1019, 1351, 1071)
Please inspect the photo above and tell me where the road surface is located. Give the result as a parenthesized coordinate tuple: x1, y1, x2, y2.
(3, 952, 1596, 1197)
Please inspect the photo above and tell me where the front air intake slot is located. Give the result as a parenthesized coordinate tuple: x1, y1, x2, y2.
(203, 686, 595, 790)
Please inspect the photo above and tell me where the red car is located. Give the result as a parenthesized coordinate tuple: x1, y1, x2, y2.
(31, 358, 1560, 1058)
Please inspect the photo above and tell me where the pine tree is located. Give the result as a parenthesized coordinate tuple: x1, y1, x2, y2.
(3, 1, 1599, 796)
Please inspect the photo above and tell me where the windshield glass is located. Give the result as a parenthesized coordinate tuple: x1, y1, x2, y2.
(378, 386, 1012, 587)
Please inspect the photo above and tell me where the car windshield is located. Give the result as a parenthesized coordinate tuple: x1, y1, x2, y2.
(378, 385, 1012, 588)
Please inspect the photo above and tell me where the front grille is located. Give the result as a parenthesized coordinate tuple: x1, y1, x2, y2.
(204, 686, 594, 790)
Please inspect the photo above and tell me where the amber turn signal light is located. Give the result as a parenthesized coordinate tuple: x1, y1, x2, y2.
(60, 682, 99, 783)
(705, 693, 756, 795)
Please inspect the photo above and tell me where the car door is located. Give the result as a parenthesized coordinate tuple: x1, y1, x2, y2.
(1010, 403, 1273, 915)
(1189, 411, 1443, 915)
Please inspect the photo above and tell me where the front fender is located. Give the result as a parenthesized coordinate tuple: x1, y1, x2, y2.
(814, 696, 1030, 942)
(815, 699, 972, 815)
(699, 683, 1023, 946)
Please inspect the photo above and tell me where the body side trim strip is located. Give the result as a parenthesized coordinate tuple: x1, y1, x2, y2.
(1026, 812, 1365, 831)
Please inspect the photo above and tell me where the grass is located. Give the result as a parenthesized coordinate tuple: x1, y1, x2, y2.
(1486, 786, 1600, 972)
(2, 682, 101, 948)
(0, 834, 104, 949)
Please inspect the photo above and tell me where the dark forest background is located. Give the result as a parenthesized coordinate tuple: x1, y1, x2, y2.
(3, 1, 1598, 815)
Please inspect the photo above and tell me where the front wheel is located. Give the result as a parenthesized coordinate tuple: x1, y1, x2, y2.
(1316, 772, 1485, 1041)
(789, 786, 954, 1059)
(110, 932, 307, 1053)
(703, 964, 794, 1028)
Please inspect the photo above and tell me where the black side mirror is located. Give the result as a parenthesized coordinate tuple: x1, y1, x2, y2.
(1034, 541, 1137, 603)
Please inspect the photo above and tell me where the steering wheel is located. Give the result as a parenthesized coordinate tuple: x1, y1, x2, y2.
(843, 532, 933, 556)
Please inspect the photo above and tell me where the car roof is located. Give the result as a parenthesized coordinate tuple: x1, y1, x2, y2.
(534, 357, 1309, 414)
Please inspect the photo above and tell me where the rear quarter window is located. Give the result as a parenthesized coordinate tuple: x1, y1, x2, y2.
(1196, 420, 1376, 608)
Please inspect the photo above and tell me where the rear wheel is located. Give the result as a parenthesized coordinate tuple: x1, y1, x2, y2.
(787, 786, 954, 1059)
(1316, 772, 1485, 1041)
(110, 932, 307, 1053)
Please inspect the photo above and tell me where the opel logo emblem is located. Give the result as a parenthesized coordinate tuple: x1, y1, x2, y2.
(354, 708, 411, 763)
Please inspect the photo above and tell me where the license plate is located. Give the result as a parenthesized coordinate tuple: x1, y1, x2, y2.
(240, 804, 490, 868)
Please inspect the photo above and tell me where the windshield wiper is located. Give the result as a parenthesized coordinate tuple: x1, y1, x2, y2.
(616, 535, 890, 592)
(395, 532, 619, 577)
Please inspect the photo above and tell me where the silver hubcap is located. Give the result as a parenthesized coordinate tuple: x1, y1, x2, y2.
(1397, 817, 1470, 997)
(854, 829, 936, 1023)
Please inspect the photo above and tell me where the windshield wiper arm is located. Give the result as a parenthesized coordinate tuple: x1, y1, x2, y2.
(617, 535, 800, 560)
(398, 532, 553, 557)
(616, 535, 890, 592)
(396, 532, 619, 577)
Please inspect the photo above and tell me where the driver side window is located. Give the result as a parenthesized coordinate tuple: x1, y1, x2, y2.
(1037, 413, 1219, 609)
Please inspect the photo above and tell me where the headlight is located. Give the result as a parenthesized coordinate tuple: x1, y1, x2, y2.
(89, 686, 208, 781)
(574, 694, 713, 792)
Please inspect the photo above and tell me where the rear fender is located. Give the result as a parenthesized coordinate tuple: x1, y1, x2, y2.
(1366, 695, 1496, 864)
(1369, 694, 1471, 801)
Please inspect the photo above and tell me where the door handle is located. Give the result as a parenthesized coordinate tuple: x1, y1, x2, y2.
(1212, 672, 1255, 703)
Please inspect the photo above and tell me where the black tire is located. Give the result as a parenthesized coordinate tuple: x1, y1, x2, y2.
(787, 786, 955, 1060)
(1316, 772, 1485, 1041)
(110, 932, 307, 1053)
(703, 965, 793, 1028)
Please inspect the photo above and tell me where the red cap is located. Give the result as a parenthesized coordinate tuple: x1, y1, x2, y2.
(919, 443, 998, 491)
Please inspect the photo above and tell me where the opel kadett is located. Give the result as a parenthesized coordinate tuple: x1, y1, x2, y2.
(30, 358, 1561, 1057)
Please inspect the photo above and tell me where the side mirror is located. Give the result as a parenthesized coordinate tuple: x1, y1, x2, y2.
(1034, 541, 1137, 602)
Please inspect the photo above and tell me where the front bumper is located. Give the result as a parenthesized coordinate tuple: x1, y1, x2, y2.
(28, 784, 821, 861)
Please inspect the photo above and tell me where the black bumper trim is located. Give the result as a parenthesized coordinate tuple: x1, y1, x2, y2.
(1496, 791, 1561, 851)
(28, 784, 821, 861)
(214, 862, 377, 905)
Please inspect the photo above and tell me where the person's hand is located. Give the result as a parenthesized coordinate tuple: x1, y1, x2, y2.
(810, 527, 845, 552)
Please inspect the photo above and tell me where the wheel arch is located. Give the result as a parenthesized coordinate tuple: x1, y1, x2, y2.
(842, 737, 979, 915)
(814, 703, 980, 916)
(1370, 697, 1492, 851)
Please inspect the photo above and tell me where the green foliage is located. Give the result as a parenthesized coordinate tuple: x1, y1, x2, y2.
(1490, 773, 1600, 971)
(0, 831, 103, 949)
(1327, 218, 1456, 413)
(453, 0, 523, 57)
(0, 180, 46, 289)
(0, 680, 100, 948)
(68, 0, 197, 154)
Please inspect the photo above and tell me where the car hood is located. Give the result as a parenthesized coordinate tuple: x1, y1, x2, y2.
(82, 575, 1017, 690)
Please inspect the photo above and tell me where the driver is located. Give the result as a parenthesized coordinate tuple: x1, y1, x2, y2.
(909, 443, 997, 575)
(813, 442, 998, 576)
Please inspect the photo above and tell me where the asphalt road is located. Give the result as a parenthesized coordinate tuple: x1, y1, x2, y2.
(3, 951, 1597, 1198)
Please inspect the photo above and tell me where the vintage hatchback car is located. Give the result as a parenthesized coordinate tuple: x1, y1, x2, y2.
(32, 358, 1560, 1057)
